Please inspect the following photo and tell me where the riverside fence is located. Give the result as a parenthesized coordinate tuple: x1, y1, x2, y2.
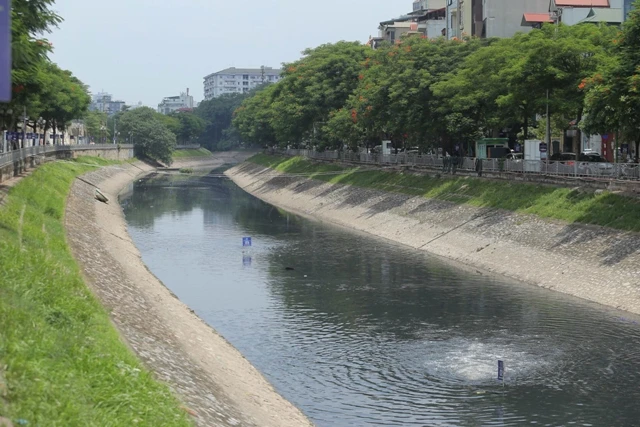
(280, 149, 640, 182)
(0, 144, 134, 183)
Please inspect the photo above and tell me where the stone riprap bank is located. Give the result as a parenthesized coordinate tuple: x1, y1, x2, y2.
(226, 161, 640, 315)
(65, 158, 311, 427)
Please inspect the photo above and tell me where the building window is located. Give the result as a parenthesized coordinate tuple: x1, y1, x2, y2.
(243, 74, 249, 80)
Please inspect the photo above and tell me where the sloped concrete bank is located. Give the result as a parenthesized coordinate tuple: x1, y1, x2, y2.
(226, 162, 640, 315)
(65, 158, 312, 427)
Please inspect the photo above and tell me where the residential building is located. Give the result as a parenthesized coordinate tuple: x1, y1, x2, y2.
(377, 18, 416, 45)
(550, 0, 619, 25)
(203, 66, 281, 100)
(481, 0, 549, 38)
(157, 89, 195, 115)
(89, 92, 126, 117)
(523, 0, 622, 28)
(445, 0, 481, 39)
(372, 0, 447, 47)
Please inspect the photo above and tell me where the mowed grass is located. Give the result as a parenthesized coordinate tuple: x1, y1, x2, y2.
(172, 148, 212, 158)
(0, 158, 191, 426)
(250, 154, 640, 232)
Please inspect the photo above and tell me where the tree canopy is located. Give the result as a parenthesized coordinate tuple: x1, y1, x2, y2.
(582, 0, 640, 161)
(116, 107, 177, 165)
(1, 0, 91, 136)
(231, 22, 628, 158)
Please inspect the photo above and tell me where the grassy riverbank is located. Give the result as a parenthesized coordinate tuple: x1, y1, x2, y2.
(173, 148, 212, 158)
(0, 159, 191, 426)
(249, 154, 640, 232)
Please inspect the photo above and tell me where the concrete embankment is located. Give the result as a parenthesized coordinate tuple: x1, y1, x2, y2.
(226, 161, 640, 315)
(65, 155, 312, 427)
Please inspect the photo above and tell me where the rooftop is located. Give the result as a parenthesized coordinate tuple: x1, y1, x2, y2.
(552, 0, 609, 7)
(580, 7, 622, 22)
(522, 12, 554, 26)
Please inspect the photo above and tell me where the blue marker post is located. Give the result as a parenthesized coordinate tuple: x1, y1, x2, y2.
(497, 360, 505, 387)
(0, 0, 11, 103)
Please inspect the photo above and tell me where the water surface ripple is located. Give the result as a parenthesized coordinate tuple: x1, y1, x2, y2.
(121, 174, 640, 427)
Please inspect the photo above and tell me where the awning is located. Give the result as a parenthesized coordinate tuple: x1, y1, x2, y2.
(520, 13, 554, 27)
(521, 12, 554, 27)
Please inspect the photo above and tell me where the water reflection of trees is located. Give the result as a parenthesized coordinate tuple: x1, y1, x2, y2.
(121, 173, 304, 237)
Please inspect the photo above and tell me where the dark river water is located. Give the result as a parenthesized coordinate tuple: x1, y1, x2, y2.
(121, 173, 640, 427)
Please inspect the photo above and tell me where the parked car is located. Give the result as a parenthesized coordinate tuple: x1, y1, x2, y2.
(503, 152, 523, 161)
(550, 152, 577, 164)
(579, 152, 613, 175)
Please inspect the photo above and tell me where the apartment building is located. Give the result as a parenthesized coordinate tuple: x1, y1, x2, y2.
(203, 67, 281, 100)
(89, 92, 126, 117)
(157, 89, 195, 115)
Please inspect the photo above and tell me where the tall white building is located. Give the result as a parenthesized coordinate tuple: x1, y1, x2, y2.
(203, 66, 282, 100)
(157, 89, 195, 115)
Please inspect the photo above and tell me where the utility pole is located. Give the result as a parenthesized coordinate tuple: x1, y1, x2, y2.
(113, 117, 117, 144)
(546, 89, 551, 175)
(22, 106, 27, 148)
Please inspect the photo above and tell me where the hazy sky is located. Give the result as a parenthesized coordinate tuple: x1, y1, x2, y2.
(48, 0, 405, 107)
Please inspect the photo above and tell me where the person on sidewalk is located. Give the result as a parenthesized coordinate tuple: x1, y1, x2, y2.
(475, 157, 483, 177)
(443, 151, 451, 174)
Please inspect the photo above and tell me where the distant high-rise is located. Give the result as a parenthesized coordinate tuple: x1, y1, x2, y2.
(203, 67, 282, 100)
(89, 92, 126, 116)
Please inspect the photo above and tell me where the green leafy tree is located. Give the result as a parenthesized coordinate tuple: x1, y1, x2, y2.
(268, 42, 370, 146)
(196, 93, 249, 150)
(116, 107, 177, 164)
(582, 1, 640, 161)
(83, 110, 107, 142)
(170, 112, 206, 145)
(232, 84, 278, 147)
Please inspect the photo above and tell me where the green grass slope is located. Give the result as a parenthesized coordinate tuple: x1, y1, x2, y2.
(249, 154, 640, 232)
(172, 148, 212, 158)
(0, 158, 191, 426)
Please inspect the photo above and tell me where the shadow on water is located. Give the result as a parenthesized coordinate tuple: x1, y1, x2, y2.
(122, 174, 640, 427)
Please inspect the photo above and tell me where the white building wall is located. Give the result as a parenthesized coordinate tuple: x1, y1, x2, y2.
(426, 19, 447, 38)
(203, 68, 282, 100)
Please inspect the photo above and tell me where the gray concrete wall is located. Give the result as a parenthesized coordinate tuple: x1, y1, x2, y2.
(485, 0, 548, 38)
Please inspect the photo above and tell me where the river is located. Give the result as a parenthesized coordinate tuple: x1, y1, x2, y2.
(121, 172, 640, 427)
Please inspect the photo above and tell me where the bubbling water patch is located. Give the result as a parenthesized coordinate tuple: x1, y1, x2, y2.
(420, 336, 565, 386)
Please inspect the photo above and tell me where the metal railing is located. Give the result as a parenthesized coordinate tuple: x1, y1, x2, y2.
(281, 149, 640, 182)
(0, 144, 133, 169)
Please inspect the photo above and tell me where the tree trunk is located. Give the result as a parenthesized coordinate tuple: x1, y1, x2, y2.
(635, 139, 639, 163)
(573, 109, 583, 156)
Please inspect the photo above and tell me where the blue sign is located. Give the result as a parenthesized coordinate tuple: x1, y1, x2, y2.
(539, 143, 548, 153)
(497, 360, 504, 381)
(242, 237, 252, 247)
(243, 255, 252, 266)
(0, 0, 10, 102)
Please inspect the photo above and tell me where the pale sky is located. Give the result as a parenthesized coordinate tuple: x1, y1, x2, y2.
(48, 0, 405, 107)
